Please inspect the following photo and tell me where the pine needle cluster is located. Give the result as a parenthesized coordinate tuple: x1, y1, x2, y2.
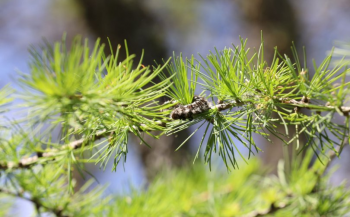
(0, 35, 350, 216)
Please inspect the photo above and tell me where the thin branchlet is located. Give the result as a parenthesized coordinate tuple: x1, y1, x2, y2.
(168, 95, 350, 120)
(0, 188, 69, 217)
(3, 91, 349, 171)
(0, 131, 108, 170)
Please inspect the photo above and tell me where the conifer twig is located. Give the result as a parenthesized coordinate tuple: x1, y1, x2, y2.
(2, 95, 349, 171)
(0, 188, 68, 217)
(0, 131, 108, 170)
(169, 95, 350, 118)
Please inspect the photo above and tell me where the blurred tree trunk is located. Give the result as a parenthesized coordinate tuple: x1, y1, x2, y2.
(236, 0, 299, 169)
(237, 0, 298, 57)
(76, 0, 190, 178)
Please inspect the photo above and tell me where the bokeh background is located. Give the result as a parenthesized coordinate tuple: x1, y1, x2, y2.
(1, 0, 350, 215)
